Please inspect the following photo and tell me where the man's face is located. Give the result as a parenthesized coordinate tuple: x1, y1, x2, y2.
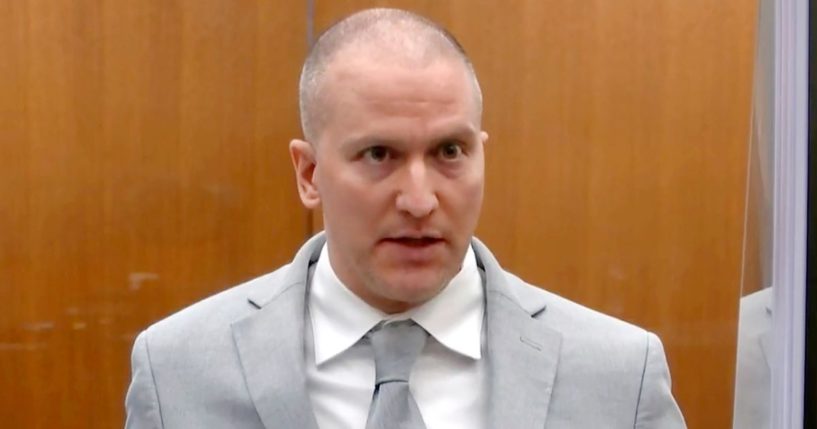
(291, 52, 486, 313)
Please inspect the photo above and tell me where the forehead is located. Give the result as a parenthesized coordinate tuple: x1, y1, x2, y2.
(320, 52, 479, 130)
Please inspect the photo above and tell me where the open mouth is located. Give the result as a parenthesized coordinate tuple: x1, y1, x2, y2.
(383, 237, 443, 247)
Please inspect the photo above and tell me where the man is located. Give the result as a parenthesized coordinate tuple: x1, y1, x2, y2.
(126, 8, 686, 429)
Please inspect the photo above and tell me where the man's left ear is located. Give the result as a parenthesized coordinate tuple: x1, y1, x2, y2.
(289, 139, 321, 209)
(480, 131, 489, 144)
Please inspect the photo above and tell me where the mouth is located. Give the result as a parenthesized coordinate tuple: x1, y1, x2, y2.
(377, 234, 447, 263)
(383, 236, 445, 247)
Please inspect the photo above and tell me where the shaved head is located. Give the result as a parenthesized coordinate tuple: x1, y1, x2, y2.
(298, 8, 483, 142)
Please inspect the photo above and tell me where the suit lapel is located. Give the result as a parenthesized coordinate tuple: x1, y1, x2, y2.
(229, 234, 561, 428)
(473, 239, 562, 429)
(231, 235, 325, 429)
(759, 298, 773, 368)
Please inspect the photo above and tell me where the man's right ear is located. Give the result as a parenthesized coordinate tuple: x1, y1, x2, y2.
(289, 139, 321, 209)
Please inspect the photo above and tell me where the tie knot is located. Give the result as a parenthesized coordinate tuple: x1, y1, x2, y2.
(368, 320, 428, 385)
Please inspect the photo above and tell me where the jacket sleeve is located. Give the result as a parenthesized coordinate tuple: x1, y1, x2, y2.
(125, 330, 164, 429)
(634, 332, 687, 429)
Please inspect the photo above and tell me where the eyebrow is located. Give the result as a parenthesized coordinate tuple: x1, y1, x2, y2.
(429, 125, 479, 144)
(342, 124, 479, 150)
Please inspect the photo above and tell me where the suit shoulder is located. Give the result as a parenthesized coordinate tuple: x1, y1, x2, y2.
(504, 273, 662, 383)
(504, 271, 649, 340)
(141, 264, 293, 345)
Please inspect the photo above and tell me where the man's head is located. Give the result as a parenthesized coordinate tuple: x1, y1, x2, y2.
(290, 8, 488, 314)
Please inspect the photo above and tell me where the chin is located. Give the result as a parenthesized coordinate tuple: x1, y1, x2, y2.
(379, 272, 451, 304)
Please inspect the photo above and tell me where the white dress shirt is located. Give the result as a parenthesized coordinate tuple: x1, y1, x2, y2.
(306, 243, 486, 429)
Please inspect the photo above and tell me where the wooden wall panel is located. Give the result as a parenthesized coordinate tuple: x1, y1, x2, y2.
(0, 1, 307, 427)
(313, 1, 756, 428)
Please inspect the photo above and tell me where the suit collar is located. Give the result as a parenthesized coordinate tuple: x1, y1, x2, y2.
(760, 290, 773, 367)
(245, 233, 323, 309)
(472, 238, 562, 429)
(232, 233, 561, 429)
(231, 233, 325, 429)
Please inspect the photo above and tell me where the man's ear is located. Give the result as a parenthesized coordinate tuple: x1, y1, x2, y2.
(289, 139, 321, 209)
(480, 131, 489, 145)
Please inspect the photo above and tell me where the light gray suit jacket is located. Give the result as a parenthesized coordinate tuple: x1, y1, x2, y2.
(732, 288, 772, 429)
(126, 234, 686, 428)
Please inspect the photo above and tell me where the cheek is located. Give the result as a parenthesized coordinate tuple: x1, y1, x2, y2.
(457, 169, 485, 208)
(463, 181, 485, 219)
(321, 175, 387, 227)
(441, 176, 484, 227)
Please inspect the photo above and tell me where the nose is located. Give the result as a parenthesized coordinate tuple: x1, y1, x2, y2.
(395, 159, 439, 218)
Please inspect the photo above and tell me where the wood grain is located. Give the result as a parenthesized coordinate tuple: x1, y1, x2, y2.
(0, 1, 307, 427)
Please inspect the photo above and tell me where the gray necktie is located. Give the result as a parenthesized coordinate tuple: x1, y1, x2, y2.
(365, 320, 429, 429)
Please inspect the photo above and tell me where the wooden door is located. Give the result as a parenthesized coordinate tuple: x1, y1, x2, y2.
(0, 1, 308, 427)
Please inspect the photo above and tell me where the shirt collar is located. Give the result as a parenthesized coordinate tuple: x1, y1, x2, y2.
(308, 243, 484, 366)
(309, 244, 384, 366)
(409, 245, 483, 360)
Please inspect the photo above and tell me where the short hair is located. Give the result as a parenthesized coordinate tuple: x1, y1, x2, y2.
(298, 8, 483, 142)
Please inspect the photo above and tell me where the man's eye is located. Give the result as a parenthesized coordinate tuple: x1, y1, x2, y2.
(438, 142, 463, 160)
(363, 146, 390, 163)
